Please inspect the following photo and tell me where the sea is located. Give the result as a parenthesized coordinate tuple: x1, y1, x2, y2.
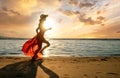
(0, 39, 120, 57)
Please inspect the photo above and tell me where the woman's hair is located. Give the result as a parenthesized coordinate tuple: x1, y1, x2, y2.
(39, 14, 48, 23)
(40, 14, 48, 19)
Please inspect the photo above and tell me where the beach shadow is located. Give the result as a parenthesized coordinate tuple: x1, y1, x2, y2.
(36, 60, 59, 78)
(0, 60, 38, 78)
(0, 60, 59, 78)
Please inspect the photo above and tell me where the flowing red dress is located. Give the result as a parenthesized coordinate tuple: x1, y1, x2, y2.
(22, 35, 42, 59)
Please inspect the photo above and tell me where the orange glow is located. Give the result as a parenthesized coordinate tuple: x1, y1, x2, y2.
(82, 36, 96, 38)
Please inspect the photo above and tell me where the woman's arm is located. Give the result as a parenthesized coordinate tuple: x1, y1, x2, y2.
(45, 27, 52, 31)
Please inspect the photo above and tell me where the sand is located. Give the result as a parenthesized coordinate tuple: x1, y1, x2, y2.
(0, 56, 120, 78)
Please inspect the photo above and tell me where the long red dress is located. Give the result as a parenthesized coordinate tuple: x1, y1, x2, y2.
(22, 35, 42, 59)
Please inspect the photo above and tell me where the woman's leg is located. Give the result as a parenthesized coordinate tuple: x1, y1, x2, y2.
(32, 42, 42, 61)
(40, 40, 50, 54)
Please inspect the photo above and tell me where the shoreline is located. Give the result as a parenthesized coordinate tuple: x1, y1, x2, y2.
(0, 55, 120, 58)
(0, 56, 120, 78)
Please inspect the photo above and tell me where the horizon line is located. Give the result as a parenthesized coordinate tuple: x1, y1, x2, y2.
(0, 37, 120, 40)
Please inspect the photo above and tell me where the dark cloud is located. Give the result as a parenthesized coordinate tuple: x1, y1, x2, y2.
(79, 14, 105, 25)
(68, 0, 79, 6)
(59, 9, 74, 16)
(79, 2, 94, 8)
(105, 3, 110, 6)
(116, 31, 120, 33)
(0, 11, 37, 26)
(2, 7, 21, 15)
(59, 7, 80, 16)
(0, 0, 37, 26)
(59, 0, 98, 9)
(97, 16, 105, 21)
(79, 0, 98, 8)
(96, 11, 101, 14)
(101, 24, 105, 26)
(67, 0, 98, 8)
(73, 11, 80, 15)
(79, 14, 95, 25)
(58, 0, 63, 2)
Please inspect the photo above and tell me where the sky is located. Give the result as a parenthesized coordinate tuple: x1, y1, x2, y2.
(0, 0, 120, 38)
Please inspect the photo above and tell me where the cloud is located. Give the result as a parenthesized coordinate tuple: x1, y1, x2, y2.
(105, 3, 110, 6)
(90, 23, 120, 38)
(0, 0, 119, 38)
(68, 0, 80, 6)
(36, 0, 60, 13)
(0, 0, 59, 15)
(60, 0, 98, 8)
(58, 18, 63, 23)
(58, 0, 107, 25)
(79, 14, 95, 25)
(77, 23, 120, 38)
(0, 0, 37, 15)
(78, 14, 105, 25)
(58, 9, 76, 16)
(79, 0, 98, 8)
(0, 0, 39, 25)
(66, 0, 98, 8)
(96, 11, 101, 14)
(116, 31, 120, 33)
(0, 11, 35, 25)
(59, 8, 105, 25)
(0, 0, 61, 37)
(2, 7, 21, 16)
(0, 0, 60, 26)
(97, 16, 105, 21)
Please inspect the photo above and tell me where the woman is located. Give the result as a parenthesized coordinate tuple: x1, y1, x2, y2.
(22, 14, 51, 61)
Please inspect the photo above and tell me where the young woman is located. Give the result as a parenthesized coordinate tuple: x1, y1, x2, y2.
(22, 14, 51, 61)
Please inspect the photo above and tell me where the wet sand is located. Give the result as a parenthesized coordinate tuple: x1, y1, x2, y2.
(0, 56, 120, 78)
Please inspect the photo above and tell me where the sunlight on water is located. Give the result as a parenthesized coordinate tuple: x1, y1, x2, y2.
(0, 39, 120, 57)
(43, 49, 49, 57)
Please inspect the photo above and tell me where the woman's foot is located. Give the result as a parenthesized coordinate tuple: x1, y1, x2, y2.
(31, 55, 37, 62)
(31, 58, 36, 62)
(31, 54, 43, 62)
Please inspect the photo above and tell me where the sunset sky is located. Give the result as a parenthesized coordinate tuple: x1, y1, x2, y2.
(0, 0, 120, 38)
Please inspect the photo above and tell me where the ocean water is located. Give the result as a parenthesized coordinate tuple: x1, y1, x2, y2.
(0, 39, 120, 57)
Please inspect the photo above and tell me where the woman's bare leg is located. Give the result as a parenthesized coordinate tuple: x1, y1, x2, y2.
(40, 40, 50, 54)
(31, 48, 41, 61)
(32, 43, 42, 61)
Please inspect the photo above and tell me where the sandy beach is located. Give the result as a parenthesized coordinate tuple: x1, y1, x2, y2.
(0, 56, 120, 78)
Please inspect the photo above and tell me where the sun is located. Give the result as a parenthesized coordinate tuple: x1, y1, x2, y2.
(43, 18, 56, 38)
(44, 18, 55, 29)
